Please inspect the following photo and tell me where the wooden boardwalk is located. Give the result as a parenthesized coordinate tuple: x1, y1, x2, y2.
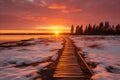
(53, 37, 93, 80)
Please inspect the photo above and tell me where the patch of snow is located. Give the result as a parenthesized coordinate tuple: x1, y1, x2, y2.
(70, 35, 120, 80)
(35, 62, 52, 71)
(51, 53, 59, 61)
(0, 37, 63, 80)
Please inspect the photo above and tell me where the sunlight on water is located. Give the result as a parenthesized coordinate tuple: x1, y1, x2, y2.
(0, 35, 56, 42)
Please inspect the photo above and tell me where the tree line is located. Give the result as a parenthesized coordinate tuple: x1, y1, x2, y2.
(70, 21, 120, 35)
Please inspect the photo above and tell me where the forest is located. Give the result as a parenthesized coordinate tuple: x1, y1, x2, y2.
(71, 21, 120, 35)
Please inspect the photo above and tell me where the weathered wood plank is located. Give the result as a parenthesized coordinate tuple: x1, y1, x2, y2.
(53, 37, 93, 80)
(53, 74, 89, 78)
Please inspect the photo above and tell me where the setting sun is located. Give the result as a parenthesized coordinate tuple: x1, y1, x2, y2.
(54, 30, 59, 35)
(50, 25, 64, 34)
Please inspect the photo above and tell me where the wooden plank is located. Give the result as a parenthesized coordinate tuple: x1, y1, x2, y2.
(55, 79, 87, 80)
(53, 37, 93, 80)
(57, 62, 78, 64)
(54, 69, 82, 72)
(58, 64, 78, 66)
(54, 73, 83, 75)
(56, 65, 80, 68)
(56, 66, 81, 68)
(53, 74, 89, 78)
(55, 70, 82, 73)
(55, 69, 82, 71)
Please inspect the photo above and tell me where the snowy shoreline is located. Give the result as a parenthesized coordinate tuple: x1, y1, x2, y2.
(0, 35, 120, 80)
(70, 35, 120, 80)
(0, 37, 64, 80)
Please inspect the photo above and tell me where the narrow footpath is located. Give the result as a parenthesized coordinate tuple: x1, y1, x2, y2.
(53, 36, 93, 80)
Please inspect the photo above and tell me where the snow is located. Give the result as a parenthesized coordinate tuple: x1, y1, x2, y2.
(70, 35, 120, 80)
(0, 37, 63, 80)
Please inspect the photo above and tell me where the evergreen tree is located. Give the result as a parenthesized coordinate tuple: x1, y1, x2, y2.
(115, 24, 120, 35)
(78, 25, 83, 35)
(75, 25, 80, 35)
(99, 22, 104, 35)
(104, 21, 110, 35)
(92, 24, 96, 35)
(87, 24, 92, 35)
(84, 26, 88, 35)
(71, 25, 74, 34)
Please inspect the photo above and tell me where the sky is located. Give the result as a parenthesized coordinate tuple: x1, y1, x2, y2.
(0, 0, 120, 33)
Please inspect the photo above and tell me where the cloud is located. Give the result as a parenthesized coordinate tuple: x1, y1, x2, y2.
(27, 0, 34, 2)
(70, 8, 82, 12)
(13, 0, 34, 3)
(48, 4, 68, 13)
(12, 0, 47, 7)
(48, 4, 66, 9)
(33, 0, 47, 7)
(48, 4, 81, 13)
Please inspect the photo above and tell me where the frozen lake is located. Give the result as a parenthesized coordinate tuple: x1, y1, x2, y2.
(0, 35, 57, 42)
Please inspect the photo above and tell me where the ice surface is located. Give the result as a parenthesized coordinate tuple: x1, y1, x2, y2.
(70, 36, 120, 80)
(0, 37, 63, 80)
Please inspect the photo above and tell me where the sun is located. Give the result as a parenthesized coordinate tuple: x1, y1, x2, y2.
(48, 25, 64, 34)
(54, 30, 59, 35)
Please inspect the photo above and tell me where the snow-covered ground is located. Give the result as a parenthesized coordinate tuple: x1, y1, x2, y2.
(0, 37, 63, 80)
(70, 36, 120, 80)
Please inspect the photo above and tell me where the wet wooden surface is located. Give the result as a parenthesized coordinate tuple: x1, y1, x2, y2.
(53, 37, 92, 80)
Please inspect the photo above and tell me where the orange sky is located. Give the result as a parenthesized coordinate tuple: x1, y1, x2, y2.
(0, 0, 120, 33)
(0, 26, 70, 33)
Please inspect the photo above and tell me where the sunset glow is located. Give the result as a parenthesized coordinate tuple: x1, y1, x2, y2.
(50, 26, 64, 33)
(54, 30, 59, 35)
(0, 0, 119, 80)
(0, 25, 68, 33)
(0, 0, 119, 33)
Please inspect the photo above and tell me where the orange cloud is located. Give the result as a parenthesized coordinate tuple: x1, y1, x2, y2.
(70, 8, 82, 12)
(48, 4, 66, 9)
(48, 4, 68, 13)
(61, 9, 69, 13)
(48, 4, 82, 13)
(61, 8, 82, 13)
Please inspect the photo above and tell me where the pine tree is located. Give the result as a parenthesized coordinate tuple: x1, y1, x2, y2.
(78, 25, 83, 35)
(104, 21, 110, 35)
(87, 24, 92, 35)
(71, 25, 74, 34)
(75, 25, 80, 35)
(115, 24, 120, 35)
(84, 26, 88, 35)
(99, 22, 104, 35)
(92, 24, 96, 35)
